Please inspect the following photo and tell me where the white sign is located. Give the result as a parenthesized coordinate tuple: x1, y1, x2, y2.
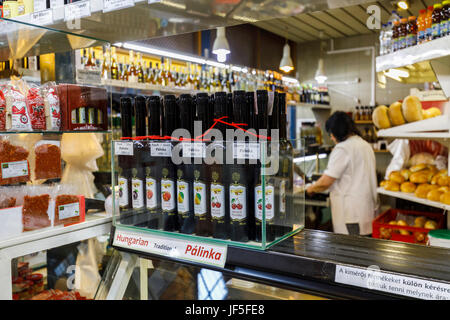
(76, 69, 101, 84)
(58, 202, 80, 220)
(64, 0, 91, 21)
(34, 0, 48, 11)
(335, 265, 450, 300)
(182, 143, 206, 158)
(114, 141, 134, 156)
(30, 9, 54, 26)
(1, 161, 28, 179)
(148, 0, 162, 3)
(103, 0, 135, 13)
(113, 228, 228, 268)
(50, 0, 64, 8)
(150, 142, 172, 157)
(233, 142, 260, 160)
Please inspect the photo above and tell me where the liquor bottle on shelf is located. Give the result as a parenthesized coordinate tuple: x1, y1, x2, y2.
(101, 48, 110, 80)
(146, 96, 163, 229)
(132, 96, 148, 227)
(137, 53, 145, 83)
(193, 93, 212, 237)
(110, 47, 119, 80)
(84, 48, 96, 70)
(118, 97, 134, 225)
(120, 56, 128, 82)
(128, 50, 138, 83)
(161, 95, 179, 231)
(210, 92, 230, 239)
(177, 94, 195, 235)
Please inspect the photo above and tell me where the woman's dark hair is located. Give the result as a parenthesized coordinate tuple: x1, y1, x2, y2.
(325, 111, 360, 142)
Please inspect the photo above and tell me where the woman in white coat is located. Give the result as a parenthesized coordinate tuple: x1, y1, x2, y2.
(306, 112, 378, 236)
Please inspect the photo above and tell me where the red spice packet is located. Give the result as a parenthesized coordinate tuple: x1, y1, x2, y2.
(54, 195, 85, 226)
(34, 140, 61, 180)
(26, 87, 46, 130)
(22, 194, 51, 232)
(0, 89, 6, 131)
(0, 139, 30, 185)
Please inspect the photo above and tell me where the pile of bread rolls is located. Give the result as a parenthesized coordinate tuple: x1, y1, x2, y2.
(373, 95, 441, 130)
(380, 216, 437, 241)
(380, 163, 450, 205)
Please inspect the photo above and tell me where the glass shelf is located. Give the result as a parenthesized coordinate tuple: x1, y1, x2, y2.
(0, 130, 111, 135)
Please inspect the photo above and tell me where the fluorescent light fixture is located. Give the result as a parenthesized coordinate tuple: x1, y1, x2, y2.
(397, 0, 409, 10)
(294, 153, 327, 163)
(279, 43, 294, 73)
(282, 76, 299, 84)
(212, 27, 230, 63)
(314, 58, 327, 84)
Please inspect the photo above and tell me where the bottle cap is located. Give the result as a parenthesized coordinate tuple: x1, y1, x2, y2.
(419, 9, 426, 14)
(434, 4, 442, 9)
(401, 18, 407, 23)
(443, 1, 450, 5)
(408, 16, 416, 21)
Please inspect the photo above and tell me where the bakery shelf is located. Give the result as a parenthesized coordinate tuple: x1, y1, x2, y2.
(377, 187, 450, 211)
(0, 213, 112, 300)
(376, 36, 450, 73)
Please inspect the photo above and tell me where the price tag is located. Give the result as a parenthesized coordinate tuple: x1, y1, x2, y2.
(76, 69, 102, 84)
(182, 143, 205, 158)
(103, 0, 135, 13)
(335, 265, 450, 300)
(150, 142, 172, 157)
(233, 142, 260, 160)
(58, 202, 80, 220)
(1, 161, 29, 179)
(114, 141, 134, 156)
(50, 0, 64, 8)
(30, 9, 54, 26)
(64, 0, 91, 21)
(113, 228, 228, 268)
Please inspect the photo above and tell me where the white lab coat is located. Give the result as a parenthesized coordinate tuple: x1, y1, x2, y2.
(324, 135, 378, 235)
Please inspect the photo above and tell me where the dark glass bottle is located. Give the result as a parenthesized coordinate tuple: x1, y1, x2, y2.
(210, 92, 230, 239)
(132, 96, 148, 227)
(193, 93, 212, 237)
(177, 94, 196, 234)
(277, 93, 294, 237)
(146, 96, 162, 229)
(161, 95, 179, 232)
(118, 97, 134, 225)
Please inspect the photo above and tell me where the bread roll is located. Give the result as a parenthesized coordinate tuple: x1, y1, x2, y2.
(389, 171, 405, 184)
(402, 95, 423, 123)
(437, 186, 449, 193)
(400, 182, 416, 193)
(438, 176, 449, 187)
(384, 181, 400, 192)
(410, 163, 427, 172)
(410, 172, 428, 184)
(440, 192, 450, 205)
(438, 169, 448, 176)
(373, 105, 391, 129)
(380, 180, 388, 187)
(414, 216, 426, 228)
(426, 164, 438, 175)
(423, 107, 441, 119)
(415, 183, 433, 198)
(431, 174, 440, 185)
(388, 101, 406, 126)
(424, 220, 437, 230)
(427, 189, 444, 202)
(400, 169, 411, 181)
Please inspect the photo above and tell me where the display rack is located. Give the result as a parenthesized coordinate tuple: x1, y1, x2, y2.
(377, 188, 450, 212)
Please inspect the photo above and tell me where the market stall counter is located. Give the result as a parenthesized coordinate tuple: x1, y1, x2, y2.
(104, 228, 450, 300)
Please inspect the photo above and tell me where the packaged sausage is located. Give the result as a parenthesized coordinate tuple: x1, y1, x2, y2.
(26, 86, 46, 130)
(5, 83, 32, 132)
(34, 140, 61, 180)
(0, 138, 30, 185)
(42, 82, 61, 131)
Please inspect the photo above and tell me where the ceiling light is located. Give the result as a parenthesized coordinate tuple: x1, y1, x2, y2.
(396, 0, 409, 10)
(212, 27, 230, 63)
(385, 68, 409, 78)
(315, 58, 327, 84)
(279, 43, 294, 73)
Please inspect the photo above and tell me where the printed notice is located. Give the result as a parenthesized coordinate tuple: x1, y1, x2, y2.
(76, 69, 102, 84)
(64, 0, 91, 21)
(103, 0, 135, 13)
(113, 228, 228, 268)
(182, 143, 205, 158)
(151, 142, 172, 157)
(335, 265, 450, 300)
(58, 202, 80, 220)
(30, 9, 53, 25)
(233, 142, 260, 160)
(1, 161, 28, 179)
(114, 141, 134, 156)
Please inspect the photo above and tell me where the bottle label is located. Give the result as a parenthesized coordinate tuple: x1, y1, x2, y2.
(230, 185, 247, 221)
(193, 181, 207, 216)
(161, 178, 175, 211)
(398, 36, 406, 49)
(406, 34, 417, 47)
(131, 178, 144, 209)
(211, 183, 225, 219)
(426, 27, 433, 39)
(255, 184, 274, 222)
(146, 177, 157, 210)
(418, 30, 426, 42)
(118, 177, 129, 208)
(432, 23, 440, 37)
(441, 21, 449, 35)
(280, 180, 286, 214)
(177, 180, 190, 214)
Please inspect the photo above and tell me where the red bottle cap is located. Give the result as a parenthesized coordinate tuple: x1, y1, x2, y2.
(408, 16, 416, 21)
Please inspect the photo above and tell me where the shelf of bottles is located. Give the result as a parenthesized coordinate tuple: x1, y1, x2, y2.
(111, 90, 305, 250)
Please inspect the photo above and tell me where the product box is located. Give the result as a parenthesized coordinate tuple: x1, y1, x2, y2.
(57, 84, 108, 131)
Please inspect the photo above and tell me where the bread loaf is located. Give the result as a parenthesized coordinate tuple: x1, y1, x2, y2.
(410, 172, 428, 184)
(384, 181, 400, 192)
(440, 192, 450, 205)
(372, 105, 391, 129)
(400, 169, 411, 181)
(415, 183, 433, 198)
(400, 182, 416, 193)
(438, 186, 449, 193)
(423, 107, 441, 119)
(389, 171, 405, 184)
(438, 176, 449, 187)
(427, 189, 444, 202)
(410, 163, 427, 172)
(402, 95, 423, 123)
(388, 101, 406, 126)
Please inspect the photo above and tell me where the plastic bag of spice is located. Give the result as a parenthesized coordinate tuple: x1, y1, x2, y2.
(5, 79, 32, 132)
(0, 85, 7, 131)
(53, 184, 84, 226)
(34, 140, 62, 181)
(41, 82, 61, 131)
(26, 85, 46, 131)
(21, 185, 52, 232)
(0, 136, 30, 185)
